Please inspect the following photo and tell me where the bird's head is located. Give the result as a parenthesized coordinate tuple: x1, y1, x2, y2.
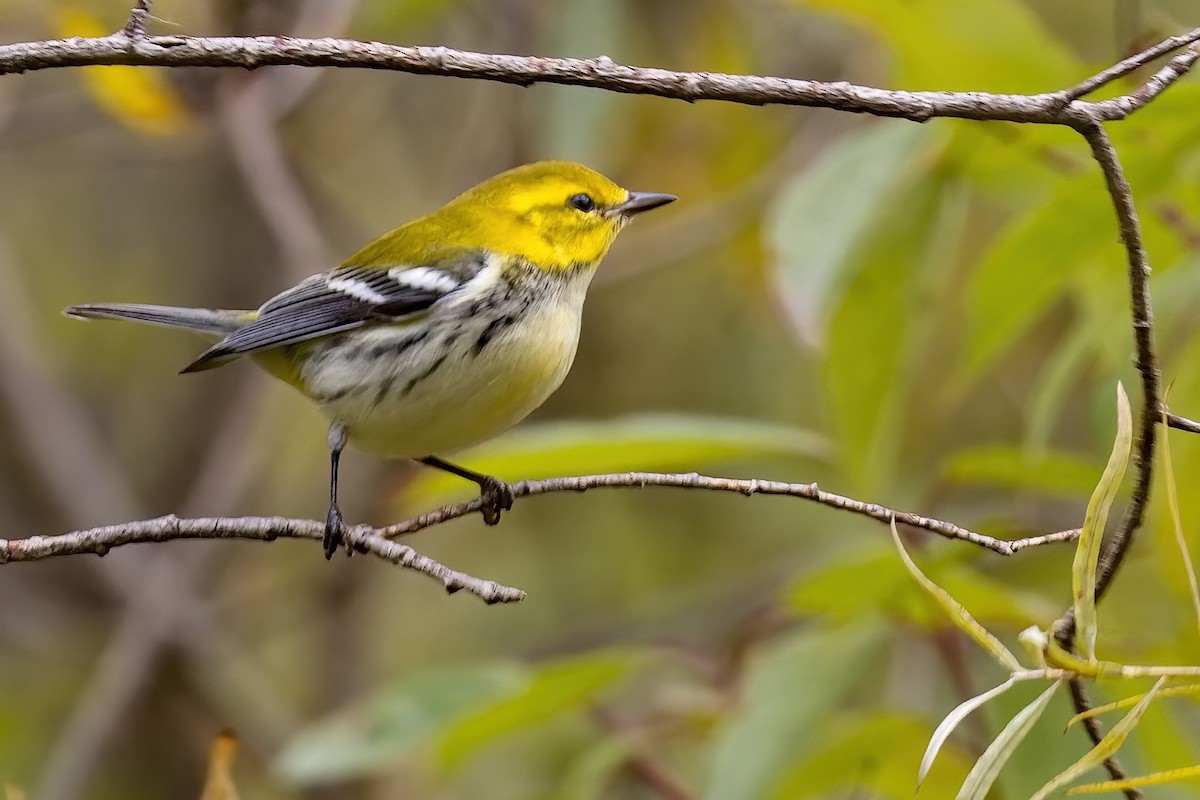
(439, 161, 676, 270)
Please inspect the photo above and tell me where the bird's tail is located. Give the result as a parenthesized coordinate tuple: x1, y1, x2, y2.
(63, 303, 254, 336)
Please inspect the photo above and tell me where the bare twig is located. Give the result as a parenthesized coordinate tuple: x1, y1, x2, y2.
(1090, 45, 1200, 120)
(3, 472, 1079, 565)
(0, 29, 1195, 125)
(381, 472, 1080, 555)
(121, 0, 153, 39)
(1165, 411, 1200, 435)
(1068, 679, 1139, 800)
(1064, 27, 1200, 100)
(0, 515, 524, 604)
(1042, 117, 1161, 798)
(1074, 119, 1160, 612)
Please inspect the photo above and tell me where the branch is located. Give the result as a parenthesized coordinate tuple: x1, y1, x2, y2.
(1165, 411, 1200, 435)
(121, 0, 153, 39)
(1064, 28, 1200, 100)
(1, 472, 1080, 591)
(1046, 117, 1161, 799)
(0, 27, 1196, 124)
(0, 515, 525, 605)
(1075, 119, 1161, 613)
(381, 473, 1083, 556)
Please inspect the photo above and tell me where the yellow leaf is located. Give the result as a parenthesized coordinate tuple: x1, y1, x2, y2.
(55, 8, 191, 136)
(199, 730, 240, 800)
(891, 518, 1022, 671)
(1031, 677, 1166, 800)
(1073, 383, 1132, 662)
(1067, 763, 1200, 794)
(1161, 386, 1200, 642)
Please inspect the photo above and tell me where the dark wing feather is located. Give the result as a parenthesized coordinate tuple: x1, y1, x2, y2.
(180, 259, 477, 373)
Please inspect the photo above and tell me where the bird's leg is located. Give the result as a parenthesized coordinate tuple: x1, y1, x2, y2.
(419, 456, 514, 525)
(324, 421, 347, 559)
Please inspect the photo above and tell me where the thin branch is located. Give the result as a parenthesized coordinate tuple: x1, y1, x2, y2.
(1045, 117, 1160, 797)
(381, 472, 1079, 556)
(1091, 45, 1200, 120)
(121, 0, 153, 39)
(1064, 27, 1200, 100)
(1076, 119, 1161, 611)
(0, 516, 525, 605)
(0, 29, 1193, 125)
(1164, 411, 1200, 435)
(2, 473, 1079, 573)
(1068, 679, 1140, 800)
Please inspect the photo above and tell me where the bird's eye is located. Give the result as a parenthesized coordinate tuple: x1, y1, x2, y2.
(568, 193, 596, 213)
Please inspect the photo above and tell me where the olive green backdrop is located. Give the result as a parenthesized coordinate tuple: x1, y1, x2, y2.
(2, 0, 1200, 797)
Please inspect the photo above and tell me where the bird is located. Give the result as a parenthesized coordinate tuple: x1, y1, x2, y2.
(65, 161, 676, 558)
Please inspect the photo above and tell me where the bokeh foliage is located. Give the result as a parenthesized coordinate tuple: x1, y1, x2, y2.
(2, 0, 1200, 797)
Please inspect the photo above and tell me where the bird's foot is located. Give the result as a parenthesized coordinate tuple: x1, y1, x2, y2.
(324, 504, 345, 560)
(478, 477, 515, 526)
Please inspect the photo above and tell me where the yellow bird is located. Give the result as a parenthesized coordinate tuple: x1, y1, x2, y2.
(66, 161, 675, 557)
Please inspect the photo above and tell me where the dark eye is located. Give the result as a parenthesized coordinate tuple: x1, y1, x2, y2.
(568, 193, 596, 212)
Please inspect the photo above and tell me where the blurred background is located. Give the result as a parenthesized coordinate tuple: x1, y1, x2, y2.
(3, 0, 1200, 797)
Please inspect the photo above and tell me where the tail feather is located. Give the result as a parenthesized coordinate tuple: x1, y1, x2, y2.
(64, 303, 253, 336)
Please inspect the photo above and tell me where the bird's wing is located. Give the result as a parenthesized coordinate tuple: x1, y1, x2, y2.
(181, 252, 488, 373)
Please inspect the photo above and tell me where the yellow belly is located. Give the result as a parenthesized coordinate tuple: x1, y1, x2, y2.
(301, 301, 582, 458)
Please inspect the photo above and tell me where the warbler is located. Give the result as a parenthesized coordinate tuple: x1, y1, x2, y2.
(66, 161, 675, 558)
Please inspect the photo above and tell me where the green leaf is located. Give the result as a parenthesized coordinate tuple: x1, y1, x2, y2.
(920, 678, 1018, 789)
(784, 547, 910, 622)
(276, 663, 523, 783)
(535, 1, 626, 165)
(960, 177, 1108, 386)
(891, 520, 1022, 671)
(403, 413, 828, 506)
(557, 736, 638, 800)
(770, 712, 974, 799)
(767, 120, 932, 344)
(942, 446, 1108, 498)
(799, 0, 1080, 92)
(822, 175, 944, 492)
(1073, 383, 1133, 662)
(1030, 677, 1166, 800)
(957, 680, 1063, 800)
(435, 650, 635, 772)
(704, 621, 885, 800)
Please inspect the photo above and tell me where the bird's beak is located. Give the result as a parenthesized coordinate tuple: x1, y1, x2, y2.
(607, 191, 677, 218)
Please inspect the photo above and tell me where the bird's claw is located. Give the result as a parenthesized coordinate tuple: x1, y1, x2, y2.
(479, 477, 515, 526)
(324, 504, 345, 560)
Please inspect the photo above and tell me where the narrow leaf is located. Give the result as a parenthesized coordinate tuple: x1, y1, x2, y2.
(919, 678, 1017, 787)
(1067, 683, 1200, 729)
(1160, 394, 1200, 642)
(891, 519, 1022, 670)
(957, 680, 1062, 800)
(1073, 383, 1133, 662)
(1067, 763, 1200, 794)
(767, 121, 930, 344)
(705, 622, 884, 800)
(1030, 677, 1167, 800)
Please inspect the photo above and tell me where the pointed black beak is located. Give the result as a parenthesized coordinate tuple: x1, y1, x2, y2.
(608, 191, 677, 217)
